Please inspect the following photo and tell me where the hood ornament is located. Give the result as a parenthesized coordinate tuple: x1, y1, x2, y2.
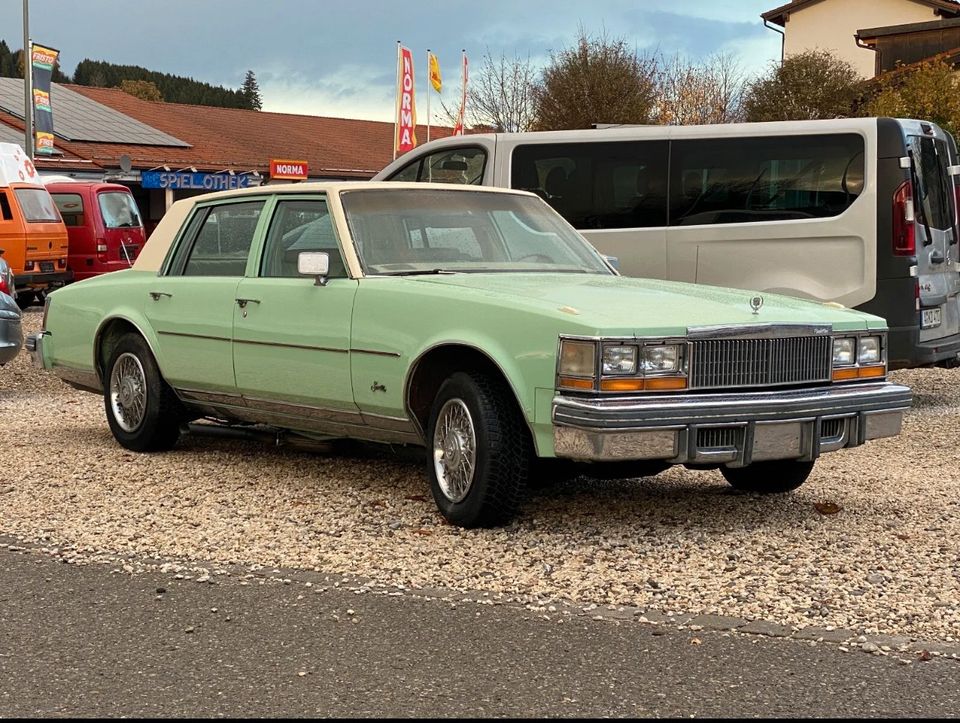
(749, 295, 764, 314)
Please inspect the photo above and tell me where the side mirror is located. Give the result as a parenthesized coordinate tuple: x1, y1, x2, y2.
(440, 159, 468, 171)
(948, 164, 960, 177)
(602, 254, 620, 272)
(298, 251, 330, 286)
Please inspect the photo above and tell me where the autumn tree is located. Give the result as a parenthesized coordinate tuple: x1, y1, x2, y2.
(655, 52, 744, 125)
(242, 69, 262, 110)
(532, 28, 660, 130)
(866, 58, 960, 137)
(742, 50, 863, 121)
(440, 50, 537, 132)
(119, 79, 163, 102)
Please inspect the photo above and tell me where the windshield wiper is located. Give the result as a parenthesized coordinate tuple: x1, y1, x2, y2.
(379, 268, 458, 276)
(908, 148, 935, 248)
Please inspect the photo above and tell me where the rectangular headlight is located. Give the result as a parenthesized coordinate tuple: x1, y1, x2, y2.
(559, 339, 596, 377)
(640, 344, 680, 373)
(602, 345, 637, 375)
(858, 336, 881, 365)
(833, 337, 856, 366)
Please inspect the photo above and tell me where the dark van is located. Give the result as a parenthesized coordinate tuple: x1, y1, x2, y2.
(46, 182, 146, 283)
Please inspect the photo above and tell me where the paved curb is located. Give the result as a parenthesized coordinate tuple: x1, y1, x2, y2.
(2, 533, 957, 664)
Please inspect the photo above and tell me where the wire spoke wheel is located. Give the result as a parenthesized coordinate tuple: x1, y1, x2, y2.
(432, 398, 477, 503)
(110, 352, 147, 432)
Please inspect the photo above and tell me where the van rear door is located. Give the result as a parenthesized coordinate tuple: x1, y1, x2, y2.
(907, 129, 960, 343)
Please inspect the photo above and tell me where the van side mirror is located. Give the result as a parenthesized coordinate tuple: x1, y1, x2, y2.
(948, 164, 960, 177)
(298, 251, 330, 286)
(440, 159, 468, 171)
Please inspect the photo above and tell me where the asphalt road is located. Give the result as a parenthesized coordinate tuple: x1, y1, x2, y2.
(0, 547, 957, 718)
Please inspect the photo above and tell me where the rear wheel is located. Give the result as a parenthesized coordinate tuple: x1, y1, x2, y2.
(426, 371, 530, 527)
(103, 334, 183, 452)
(720, 460, 815, 493)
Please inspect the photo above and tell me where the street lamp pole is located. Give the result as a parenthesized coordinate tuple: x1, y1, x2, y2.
(22, 0, 33, 159)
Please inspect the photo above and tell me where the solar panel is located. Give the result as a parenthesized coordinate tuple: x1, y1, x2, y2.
(0, 120, 63, 155)
(0, 78, 190, 147)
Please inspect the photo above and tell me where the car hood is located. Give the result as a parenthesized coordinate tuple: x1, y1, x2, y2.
(410, 273, 882, 334)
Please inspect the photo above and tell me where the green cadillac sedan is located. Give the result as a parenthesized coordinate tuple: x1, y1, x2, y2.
(27, 183, 912, 527)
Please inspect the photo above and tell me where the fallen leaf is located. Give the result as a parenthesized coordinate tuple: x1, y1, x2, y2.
(413, 528, 433, 536)
(918, 649, 932, 661)
(690, 637, 702, 646)
(814, 501, 842, 515)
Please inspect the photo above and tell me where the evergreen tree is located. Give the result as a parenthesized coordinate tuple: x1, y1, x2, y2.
(241, 69, 262, 110)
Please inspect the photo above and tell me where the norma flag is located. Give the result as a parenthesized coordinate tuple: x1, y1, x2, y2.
(395, 45, 417, 156)
(269, 159, 309, 181)
(31, 43, 59, 155)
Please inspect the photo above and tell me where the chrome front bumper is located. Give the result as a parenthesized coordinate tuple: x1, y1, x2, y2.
(552, 382, 912, 466)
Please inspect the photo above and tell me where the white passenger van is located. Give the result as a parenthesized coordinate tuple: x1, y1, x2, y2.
(373, 118, 960, 370)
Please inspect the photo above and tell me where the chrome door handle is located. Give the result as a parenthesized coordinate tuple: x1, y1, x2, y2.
(235, 298, 261, 308)
(149, 291, 172, 300)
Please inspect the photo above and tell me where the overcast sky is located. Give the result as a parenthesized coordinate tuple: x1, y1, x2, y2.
(1, 0, 781, 123)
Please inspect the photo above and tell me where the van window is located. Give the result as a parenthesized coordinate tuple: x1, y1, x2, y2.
(669, 134, 865, 226)
(14, 187, 61, 223)
(0, 192, 11, 221)
(389, 146, 487, 185)
(98, 191, 142, 228)
(912, 136, 952, 231)
(510, 141, 669, 229)
(52, 193, 84, 227)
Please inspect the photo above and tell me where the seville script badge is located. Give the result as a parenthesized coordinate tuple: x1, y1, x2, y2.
(750, 295, 764, 314)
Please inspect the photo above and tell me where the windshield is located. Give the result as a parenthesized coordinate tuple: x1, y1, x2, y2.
(14, 188, 60, 223)
(340, 188, 613, 275)
(98, 191, 142, 229)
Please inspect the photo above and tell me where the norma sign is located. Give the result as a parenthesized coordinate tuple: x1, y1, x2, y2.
(141, 171, 259, 190)
(270, 159, 309, 180)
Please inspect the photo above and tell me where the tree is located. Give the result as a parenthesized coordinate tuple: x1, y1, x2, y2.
(241, 69, 262, 110)
(119, 79, 163, 102)
(532, 27, 660, 130)
(655, 52, 745, 125)
(866, 58, 960, 138)
(439, 50, 538, 132)
(742, 50, 862, 122)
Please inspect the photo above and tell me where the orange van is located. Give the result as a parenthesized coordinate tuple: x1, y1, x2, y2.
(0, 143, 70, 307)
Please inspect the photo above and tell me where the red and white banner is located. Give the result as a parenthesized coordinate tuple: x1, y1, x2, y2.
(453, 51, 468, 136)
(269, 159, 309, 180)
(395, 45, 417, 155)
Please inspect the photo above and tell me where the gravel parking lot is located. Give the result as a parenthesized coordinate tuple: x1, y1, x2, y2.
(2, 309, 959, 643)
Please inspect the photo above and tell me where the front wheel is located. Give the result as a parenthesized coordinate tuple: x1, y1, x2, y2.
(426, 371, 531, 527)
(103, 334, 183, 452)
(720, 460, 815, 493)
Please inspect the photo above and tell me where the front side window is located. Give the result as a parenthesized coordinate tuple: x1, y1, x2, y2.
(51, 193, 84, 227)
(98, 191, 143, 229)
(511, 141, 669, 230)
(669, 134, 865, 226)
(180, 200, 264, 277)
(260, 198, 347, 278)
(14, 188, 61, 223)
(387, 146, 487, 185)
(341, 188, 613, 275)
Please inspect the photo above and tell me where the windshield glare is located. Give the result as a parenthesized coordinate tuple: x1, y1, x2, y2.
(340, 188, 612, 275)
(98, 191, 142, 229)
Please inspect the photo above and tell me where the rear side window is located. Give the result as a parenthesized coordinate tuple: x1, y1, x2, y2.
(14, 188, 61, 223)
(177, 201, 264, 277)
(669, 134, 865, 226)
(52, 193, 84, 227)
(0, 192, 11, 221)
(98, 191, 143, 229)
(388, 146, 487, 185)
(510, 141, 669, 229)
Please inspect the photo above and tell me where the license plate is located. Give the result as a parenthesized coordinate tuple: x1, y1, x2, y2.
(39, 261, 54, 272)
(922, 308, 942, 329)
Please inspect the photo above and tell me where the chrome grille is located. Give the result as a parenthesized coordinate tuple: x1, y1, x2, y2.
(697, 426, 744, 450)
(690, 336, 832, 390)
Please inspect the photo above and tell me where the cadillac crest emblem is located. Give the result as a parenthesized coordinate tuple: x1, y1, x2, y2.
(750, 295, 764, 314)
